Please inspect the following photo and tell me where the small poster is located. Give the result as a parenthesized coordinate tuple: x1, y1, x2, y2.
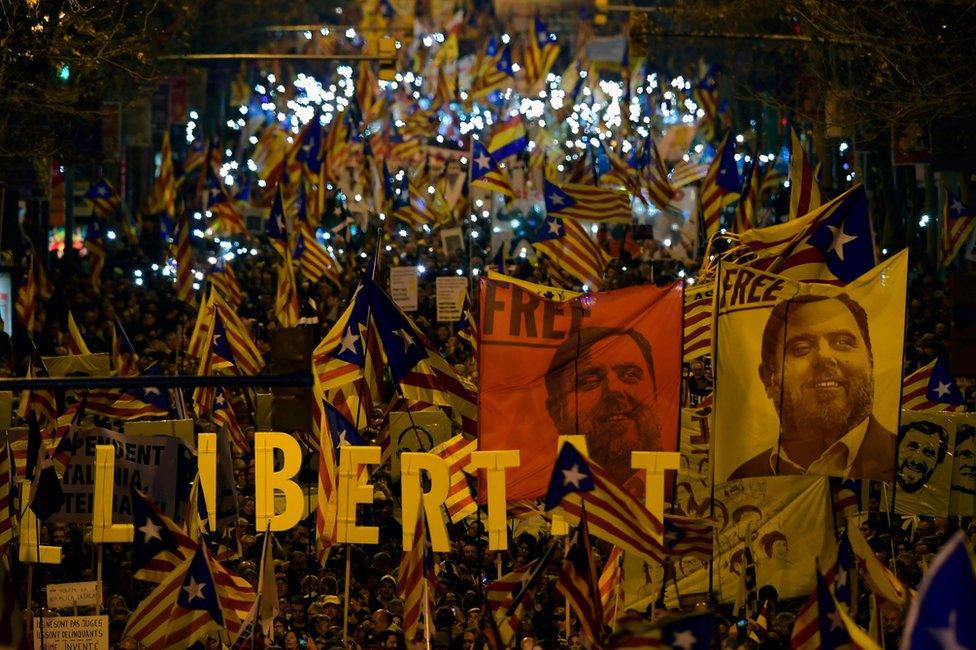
(436, 276, 468, 322)
(47, 581, 100, 609)
(34, 616, 109, 650)
(389, 266, 418, 312)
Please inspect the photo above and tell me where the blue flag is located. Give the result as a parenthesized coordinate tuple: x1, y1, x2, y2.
(544, 442, 595, 511)
(901, 532, 976, 650)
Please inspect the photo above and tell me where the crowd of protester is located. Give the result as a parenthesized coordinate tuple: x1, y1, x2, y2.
(4, 215, 975, 649)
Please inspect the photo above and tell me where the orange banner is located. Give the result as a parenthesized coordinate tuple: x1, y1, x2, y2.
(478, 277, 683, 500)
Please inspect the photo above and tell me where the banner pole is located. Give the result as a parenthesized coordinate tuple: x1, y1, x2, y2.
(342, 546, 352, 644)
(563, 536, 571, 641)
(96, 545, 103, 613)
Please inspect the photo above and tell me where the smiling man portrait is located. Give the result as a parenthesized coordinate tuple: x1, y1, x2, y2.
(729, 293, 896, 481)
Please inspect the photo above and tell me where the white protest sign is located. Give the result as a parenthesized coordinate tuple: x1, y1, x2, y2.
(389, 266, 419, 312)
(33, 615, 109, 650)
(47, 581, 100, 609)
(53, 427, 196, 524)
(436, 276, 468, 323)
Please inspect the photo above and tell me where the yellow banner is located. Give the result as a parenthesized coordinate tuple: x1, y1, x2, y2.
(713, 250, 908, 483)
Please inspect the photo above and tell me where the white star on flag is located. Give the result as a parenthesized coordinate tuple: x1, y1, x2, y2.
(183, 576, 206, 601)
(827, 608, 843, 631)
(474, 153, 491, 171)
(138, 519, 163, 543)
(951, 199, 964, 215)
(143, 388, 161, 396)
(929, 610, 967, 650)
(827, 224, 857, 261)
(935, 381, 952, 398)
(671, 630, 697, 650)
(561, 463, 588, 488)
(834, 566, 847, 587)
(547, 192, 566, 207)
(547, 220, 562, 236)
(338, 329, 360, 355)
(337, 430, 349, 446)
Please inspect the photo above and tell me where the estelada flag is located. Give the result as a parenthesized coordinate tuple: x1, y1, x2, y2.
(712, 249, 908, 484)
(478, 274, 682, 500)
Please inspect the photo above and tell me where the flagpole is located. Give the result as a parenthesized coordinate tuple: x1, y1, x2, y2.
(423, 577, 432, 650)
(342, 546, 352, 644)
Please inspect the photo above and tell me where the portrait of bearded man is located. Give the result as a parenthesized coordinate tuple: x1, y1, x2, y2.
(729, 293, 895, 481)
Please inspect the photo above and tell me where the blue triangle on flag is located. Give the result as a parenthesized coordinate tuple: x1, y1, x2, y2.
(177, 545, 224, 625)
(926, 358, 965, 405)
(323, 400, 367, 454)
(544, 180, 577, 214)
(806, 187, 875, 283)
(545, 442, 595, 511)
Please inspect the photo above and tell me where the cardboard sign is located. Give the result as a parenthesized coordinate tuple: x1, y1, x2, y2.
(34, 615, 109, 650)
(52, 427, 196, 524)
(389, 266, 419, 312)
(47, 581, 100, 609)
(436, 276, 468, 322)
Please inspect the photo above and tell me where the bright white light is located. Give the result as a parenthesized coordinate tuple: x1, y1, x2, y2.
(663, 238, 672, 247)
(135, 278, 143, 286)
(455, 268, 464, 276)
(107, 230, 117, 240)
(919, 214, 930, 227)
(417, 264, 426, 274)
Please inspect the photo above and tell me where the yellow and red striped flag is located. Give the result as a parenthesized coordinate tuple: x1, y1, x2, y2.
(208, 257, 242, 308)
(700, 135, 740, 240)
(788, 128, 822, 220)
(151, 131, 177, 218)
(598, 546, 624, 630)
(0, 439, 13, 555)
(85, 179, 121, 218)
(533, 215, 610, 290)
(641, 136, 677, 210)
(544, 178, 632, 223)
(469, 139, 514, 197)
(398, 513, 434, 646)
(545, 441, 667, 565)
(294, 226, 341, 286)
(124, 545, 255, 649)
(524, 16, 559, 93)
(557, 515, 604, 644)
(65, 311, 91, 355)
(902, 358, 965, 411)
(682, 282, 713, 361)
(274, 252, 300, 328)
(15, 249, 39, 332)
(669, 158, 710, 189)
(939, 188, 976, 267)
(173, 211, 196, 305)
(732, 162, 760, 233)
(738, 185, 878, 284)
(430, 435, 477, 523)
